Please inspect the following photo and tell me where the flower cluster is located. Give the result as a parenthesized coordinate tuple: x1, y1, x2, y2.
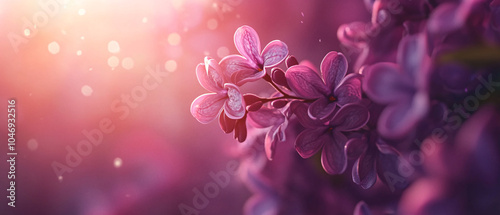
(191, 25, 370, 175)
(192, 0, 500, 212)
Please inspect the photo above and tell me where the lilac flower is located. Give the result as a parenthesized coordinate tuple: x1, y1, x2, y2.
(286, 52, 362, 120)
(220, 25, 289, 85)
(399, 105, 500, 215)
(294, 103, 370, 175)
(427, 0, 488, 36)
(191, 57, 246, 124)
(346, 131, 409, 190)
(248, 107, 288, 160)
(363, 34, 430, 139)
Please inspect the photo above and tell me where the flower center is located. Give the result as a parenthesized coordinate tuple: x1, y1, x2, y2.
(328, 96, 337, 102)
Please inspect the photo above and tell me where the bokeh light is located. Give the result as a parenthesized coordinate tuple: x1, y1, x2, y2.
(167, 33, 181, 46)
(48, 41, 60, 54)
(164, 60, 177, 72)
(81, 85, 93, 96)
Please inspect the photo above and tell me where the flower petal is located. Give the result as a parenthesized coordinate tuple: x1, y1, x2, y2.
(232, 69, 266, 86)
(353, 201, 372, 215)
(345, 137, 368, 159)
(397, 34, 427, 80)
(295, 128, 328, 158)
(285, 55, 299, 68)
(363, 62, 413, 104)
(204, 57, 225, 88)
(352, 148, 377, 189)
(234, 118, 247, 142)
(376, 143, 409, 190)
(264, 133, 277, 160)
(234, 25, 262, 67)
(330, 103, 370, 131)
(261, 40, 288, 67)
(290, 102, 323, 128)
(271, 67, 289, 87)
(334, 73, 362, 106)
(219, 110, 236, 133)
(321, 51, 348, 90)
(264, 121, 287, 161)
(308, 97, 336, 120)
(196, 63, 222, 92)
(337, 22, 370, 49)
(427, 3, 461, 35)
(286, 65, 329, 99)
(219, 55, 259, 85)
(191, 93, 226, 124)
(248, 108, 285, 128)
(321, 131, 348, 174)
(223, 83, 246, 119)
(377, 92, 428, 139)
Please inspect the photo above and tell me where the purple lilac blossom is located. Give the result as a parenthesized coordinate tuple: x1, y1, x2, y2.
(286, 51, 363, 120)
(346, 131, 409, 190)
(363, 34, 430, 139)
(191, 5, 500, 212)
(399, 105, 500, 215)
(294, 103, 370, 174)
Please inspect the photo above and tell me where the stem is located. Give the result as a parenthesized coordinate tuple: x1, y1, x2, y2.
(261, 73, 315, 103)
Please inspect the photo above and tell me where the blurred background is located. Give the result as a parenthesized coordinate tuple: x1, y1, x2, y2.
(0, 0, 368, 214)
